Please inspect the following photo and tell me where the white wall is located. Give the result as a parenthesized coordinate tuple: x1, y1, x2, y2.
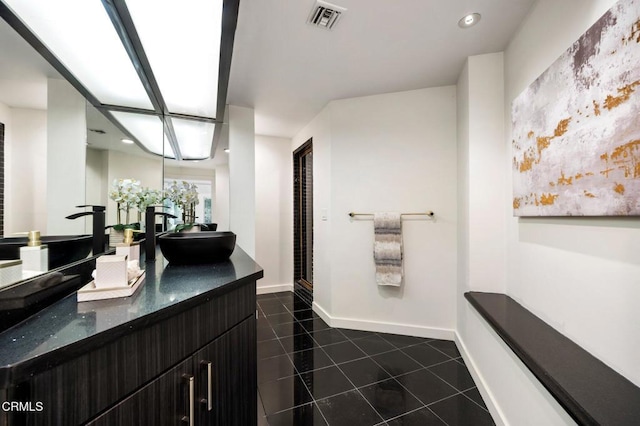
(504, 0, 639, 386)
(456, 1, 640, 425)
(293, 87, 458, 337)
(6, 108, 47, 235)
(456, 52, 575, 426)
(46, 79, 86, 235)
(214, 165, 230, 231)
(229, 105, 256, 256)
(255, 135, 293, 293)
(85, 148, 108, 234)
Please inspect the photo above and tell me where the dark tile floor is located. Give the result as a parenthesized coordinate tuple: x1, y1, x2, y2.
(256, 292, 495, 426)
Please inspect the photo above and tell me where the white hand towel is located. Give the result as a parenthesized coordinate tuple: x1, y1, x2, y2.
(373, 212, 403, 286)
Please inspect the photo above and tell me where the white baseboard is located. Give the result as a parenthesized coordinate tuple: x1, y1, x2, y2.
(256, 283, 293, 295)
(312, 301, 455, 340)
(455, 330, 507, 426)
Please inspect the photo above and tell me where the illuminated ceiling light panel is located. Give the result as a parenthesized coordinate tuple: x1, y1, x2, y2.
(172, 118, 215, 160)
(110, 111, 174, 158)
(3, 0, 153, 110)
(126, 0, 222, 119)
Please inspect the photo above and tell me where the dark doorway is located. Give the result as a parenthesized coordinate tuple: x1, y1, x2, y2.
(293, 138, 313, 303)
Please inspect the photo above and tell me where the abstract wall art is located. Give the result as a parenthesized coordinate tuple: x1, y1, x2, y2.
(512, 0, 640, 216)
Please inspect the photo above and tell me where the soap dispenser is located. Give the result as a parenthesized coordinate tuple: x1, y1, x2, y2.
(115, 228, 140, 265)
(19, 231, 49, 273)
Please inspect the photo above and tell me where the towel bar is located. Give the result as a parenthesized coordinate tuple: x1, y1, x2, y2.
(348, 211, 434, 218)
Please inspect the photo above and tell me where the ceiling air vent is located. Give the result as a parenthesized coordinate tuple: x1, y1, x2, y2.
(307, 0, 346, 30)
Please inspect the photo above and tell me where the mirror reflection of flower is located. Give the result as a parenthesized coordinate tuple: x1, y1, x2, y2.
(108, 178, 141, 231)
(134, 188, 164, 222)
(165, 180, 200, 230)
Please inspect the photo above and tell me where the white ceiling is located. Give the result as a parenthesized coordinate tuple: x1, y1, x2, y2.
(1, 0, 536, 156)
(227, 0, 536, 138)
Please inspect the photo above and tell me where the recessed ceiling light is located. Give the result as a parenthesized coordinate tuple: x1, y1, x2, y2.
(121, 138, 134, 144)
(458, 13, 481, 29)
(224, 148, 230, 153)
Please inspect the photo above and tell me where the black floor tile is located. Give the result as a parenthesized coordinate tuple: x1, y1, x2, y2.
(258, 298, 287, 308)
(428, 360, 476, 391)
(358, 378, 423, 420)
(272, 321, 308, 338)
(379, 333, 429, 348)
(352, 335, 396, 356)
(258, 338, 286, 359)
(258, 354, 297, 384)
(267, 311, 296, 326)
(292, 309, 319, 322)
(316, 390, 385, 426)
(396, 369, 458, 405)
(386, 407, 446, 426)
(259, 374, 313, 415)
(309, 328, 348, 346)
(428, 339, 461, 358)
(258, 392, 267, 418)
(257, 293, 279, 301)
(300, 365, 355, 399)
(339, 357, 391, 388)
(463, 387, 488, 410)
(371, 349, 422, 377)
(322, 341, 367, 364)
(401, 343, 451, 367)
(289, 300, 313, 312)
(300, 317, 331, 333)
(280, 333, 319, 353)
(257, 325, 276, 342)
(262, 303, 292, 316)
(290, 347, 335, 373)
(266, 402, 328, 426)
(429, 394, 496, 426)
(256, 292, 493, 426)
(338, 328, 378, 340)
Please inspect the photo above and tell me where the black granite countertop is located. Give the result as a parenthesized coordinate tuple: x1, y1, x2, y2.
(0, 247, 263, 388)
(465, 292, 640, 426)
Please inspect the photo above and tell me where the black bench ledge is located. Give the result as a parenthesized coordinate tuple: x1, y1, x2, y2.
(465, 292, 640, 426)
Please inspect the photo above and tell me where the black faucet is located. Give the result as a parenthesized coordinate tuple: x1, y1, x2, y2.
(145, 207, 177, 261)
(66, 205, 106, 255)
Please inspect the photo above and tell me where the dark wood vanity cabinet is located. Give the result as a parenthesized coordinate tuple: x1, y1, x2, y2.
(0, 257, 262, 426)
(87, 317, 256, 426)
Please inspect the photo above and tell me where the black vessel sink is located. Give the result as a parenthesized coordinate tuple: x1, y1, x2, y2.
(0, 235, 93, 269)
(158, 231, 236, 264)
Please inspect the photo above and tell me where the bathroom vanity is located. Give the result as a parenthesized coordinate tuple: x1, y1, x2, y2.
(0, 248, 262, 426)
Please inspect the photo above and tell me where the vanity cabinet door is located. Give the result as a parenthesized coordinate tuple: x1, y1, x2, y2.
(194, 317, 256, 426)
(86, 356, 195, 426)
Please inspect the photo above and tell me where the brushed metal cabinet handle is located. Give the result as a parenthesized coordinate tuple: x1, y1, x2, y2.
(201, 360, 213, 411)
(182, 374, 194, 426)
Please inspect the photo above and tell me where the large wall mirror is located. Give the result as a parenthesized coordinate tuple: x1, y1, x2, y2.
(0, 14, 230, 288)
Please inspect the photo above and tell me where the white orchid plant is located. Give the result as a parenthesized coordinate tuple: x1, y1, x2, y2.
(109, 179, 165, 231)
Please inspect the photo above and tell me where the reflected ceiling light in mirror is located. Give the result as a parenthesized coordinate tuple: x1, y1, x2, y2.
(2, 0, 153, 109)
(121, 138, 134, 144)
(126, 0, 222, 119)
(172, 118, 216, 160)
(110, 111, 174, 157)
